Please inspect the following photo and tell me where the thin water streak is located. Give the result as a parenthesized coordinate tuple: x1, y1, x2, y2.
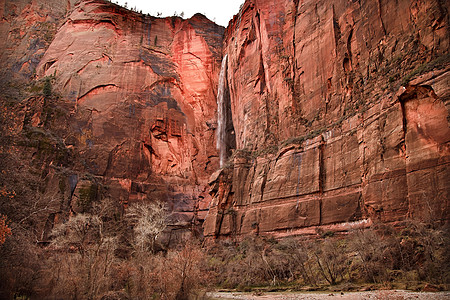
(217, 54, 228, 167)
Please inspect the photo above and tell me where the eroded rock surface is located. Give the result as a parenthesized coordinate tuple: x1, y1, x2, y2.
(0, 0, 78, 82)
(1, 0, 224, 240)
(204, 0, 450, 238)
(39, 0, 224, 235)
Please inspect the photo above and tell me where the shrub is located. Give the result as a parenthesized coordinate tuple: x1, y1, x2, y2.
(160, 242, 209, 300)
(49, 214, 118, 299)
(275, 238, 317, 285)
(0, 224, 45, 299)
(0, 214, 12, 245)
(312, 238, 348, 285)
(348, 221, 450, 285)
(121, 241, 210, 300)
(348, 229, 390, 283)
(43, 76, 52, 97)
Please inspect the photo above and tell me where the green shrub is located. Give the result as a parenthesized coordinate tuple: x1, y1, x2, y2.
(43, 77, 52, 97)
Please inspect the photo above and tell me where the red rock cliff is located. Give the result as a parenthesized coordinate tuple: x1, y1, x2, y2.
(1, 0, 449, 242)
(204, 0, 450, 238)
(1, 0, 224, 241)
(39, 0, 225, 235)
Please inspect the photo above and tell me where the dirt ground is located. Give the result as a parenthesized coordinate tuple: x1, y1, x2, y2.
(209, 290, 450, 299)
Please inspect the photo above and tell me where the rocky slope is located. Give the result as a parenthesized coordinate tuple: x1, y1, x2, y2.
(0, 0, 224, 241)
(0, 0, 78, 81)
(203, 0, 450, 238)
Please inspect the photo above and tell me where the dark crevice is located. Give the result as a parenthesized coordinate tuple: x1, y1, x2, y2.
(318, 138, 325, 225)
(78, 84, 118, 100)
(347, 28, 354, 59)
(43, 60, 56, 73)
(70, 18, 118, 29)
(143, 143, 156, 157)
(259, 164, 270, 202)
(343, 57, 351, 72)
(217, 55, 236, 166)
(76, 54, 113, 75)
(332, 5, 341, 57)
(141, 45, 169, 56)
(291, 0, 299, 109)
(399, 97, 408, 141)
(376, 0, 387, 35)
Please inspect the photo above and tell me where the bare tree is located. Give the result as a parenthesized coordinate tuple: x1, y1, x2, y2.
(161, 242, 208, 300)
(50, 214, 118, 299)
(126, 201, 168, 253)
(312, 239, 348, 285)
(349, 229, 389, 283)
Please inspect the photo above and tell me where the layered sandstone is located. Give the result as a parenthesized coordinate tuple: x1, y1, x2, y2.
(37, 0, 225, 236)
(204, 0, 450, 238)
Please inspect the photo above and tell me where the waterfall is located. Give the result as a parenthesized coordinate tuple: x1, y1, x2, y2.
(217, 54, 228, 167)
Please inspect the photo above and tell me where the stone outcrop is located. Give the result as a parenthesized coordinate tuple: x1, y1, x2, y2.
(204, 0, 450, 238)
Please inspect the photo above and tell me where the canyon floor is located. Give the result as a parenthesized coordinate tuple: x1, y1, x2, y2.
(210, 290, 450, 300)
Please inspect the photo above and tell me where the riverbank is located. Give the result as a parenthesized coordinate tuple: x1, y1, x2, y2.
(209, 290, 450, 299)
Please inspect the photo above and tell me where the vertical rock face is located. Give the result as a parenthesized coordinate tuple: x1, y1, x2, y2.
(1, 0, 224, 240)
(37, 0, 224, 234)
(204, 0, 450, 238)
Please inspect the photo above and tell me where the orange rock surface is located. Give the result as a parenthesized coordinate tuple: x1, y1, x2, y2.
(1, 0, 224, 239)
(203, 0, 450, 238)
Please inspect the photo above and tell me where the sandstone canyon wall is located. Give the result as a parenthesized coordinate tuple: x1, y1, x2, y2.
(35, 0, 224, 231)
(0, 0, 449, 242)
(204, 0, 450, 238)
(0, 0, 224, 241)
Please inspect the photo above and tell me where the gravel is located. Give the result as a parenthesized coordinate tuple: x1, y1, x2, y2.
(209, 290, 450, 300)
